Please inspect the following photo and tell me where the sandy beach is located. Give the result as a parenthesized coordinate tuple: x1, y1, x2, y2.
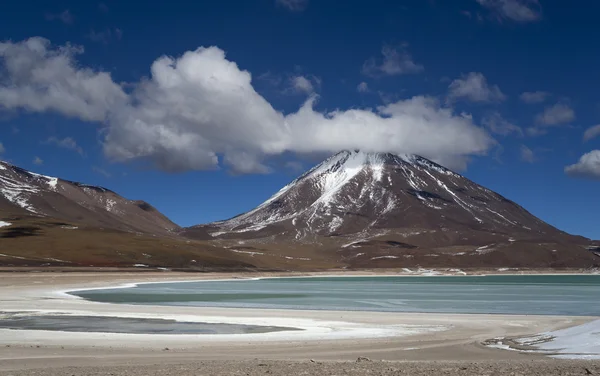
(0, 271, 598, 375)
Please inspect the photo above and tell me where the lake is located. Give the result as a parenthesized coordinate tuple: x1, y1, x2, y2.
(72, 275, 600, 316)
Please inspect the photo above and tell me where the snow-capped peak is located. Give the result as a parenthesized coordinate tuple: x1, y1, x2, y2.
(306, 151, 387, 206)
(206, 149, 544, 241)
(213, 150, 459, 233)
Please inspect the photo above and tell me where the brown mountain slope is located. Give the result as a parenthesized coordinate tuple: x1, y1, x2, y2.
(0, 161, 177, 236)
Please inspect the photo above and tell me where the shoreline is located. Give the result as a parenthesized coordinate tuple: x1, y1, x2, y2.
(0, 271, 598, 373)
(2, 266, 600, 276)
(62, 271, 600, 295)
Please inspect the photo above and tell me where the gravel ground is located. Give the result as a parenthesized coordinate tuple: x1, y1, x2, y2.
(2, 360, 600, 376)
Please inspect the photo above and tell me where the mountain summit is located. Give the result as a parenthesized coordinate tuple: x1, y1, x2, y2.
(184, 150, 595, 268)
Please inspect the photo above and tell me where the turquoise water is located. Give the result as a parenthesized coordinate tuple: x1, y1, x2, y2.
(73, 275, 600, 316)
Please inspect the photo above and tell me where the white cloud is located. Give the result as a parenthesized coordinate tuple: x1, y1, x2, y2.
(104, 46, 491, 172)
(565, 150, 600, 180)
(0, 37, 127, 122)
(289, 75, 316, 94)
(475, 0, 542, 23)
(45, 10, 74, 24)
(45, 136, 84, 155)
(519, 91, 550, 104)
(362, 44, 424, 77)
(33, 156, 43, 165)
(520, 145, 535, 163)
(259, 72, 319, 95)
(535, 103, 575, 126)
(448, 72, 506, 103)
(482, 112, 522, 136)
(104, 46, 288, 173)
(583, 124, 600, 142)
(0, 141, 4, 154)
(282, 96, 493, 171)
(0, 38, 495, 173)
(276, 0, 308, 11)
(357, 82, 369, 93)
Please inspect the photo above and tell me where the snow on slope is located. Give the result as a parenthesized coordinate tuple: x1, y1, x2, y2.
(0, 160, 118, 215)
(205, 150, 543, 240)
(214, 151, 396, 233)
(200, 151, 568, 241)
(0, 161, 61, 213)
(0, 160, 178, 235)
(0, 173, 41, 213)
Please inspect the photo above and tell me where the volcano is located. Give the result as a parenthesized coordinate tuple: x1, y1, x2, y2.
(183, 150, 597, 269)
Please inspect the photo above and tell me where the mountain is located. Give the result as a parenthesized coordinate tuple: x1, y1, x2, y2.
(0, 160, 177, 235)
(0, 160, 258, 270)
(183, 150, 598, 269)
(0, 154, 597, 270)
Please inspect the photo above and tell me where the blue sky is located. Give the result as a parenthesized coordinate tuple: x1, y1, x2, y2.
(0, 0, 599, 239)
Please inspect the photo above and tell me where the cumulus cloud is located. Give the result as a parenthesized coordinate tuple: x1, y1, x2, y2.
(282, 96, 493, 170)
(520, 91, 549, 104)
(0, 37, 127, 122)
(448, 72, 506, 103)
(0, 141, 4, 154)
(583, 124, 600, 142)
(482, 112, 522, 136)
(475, 0, 542, 23)
(45, 10, 74, 24)
(520, 145, 535, 163)
(290, 76, 314, 93)
(357, 82, 369, 93)
(362, 44, 424, 77)
(45, 136, 84, 155)
(535, 103, 575, 126)
(565, 150, 600, 180)
(276, 0, 308, 11)
(286, 75, 320, 95)
(105, 46, 491, 172)
(1, 38, 495, 173)
(33, 156, 43, 165)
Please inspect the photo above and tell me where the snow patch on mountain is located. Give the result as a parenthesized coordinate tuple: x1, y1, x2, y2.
(201, 150, 553, 242)
(486, 208, 516, 225)
(0, 174, 40, 213)
(28, 171, 59, 190)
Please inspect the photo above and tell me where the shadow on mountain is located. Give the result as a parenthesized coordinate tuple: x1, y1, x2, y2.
(1, 226, 41, 238)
